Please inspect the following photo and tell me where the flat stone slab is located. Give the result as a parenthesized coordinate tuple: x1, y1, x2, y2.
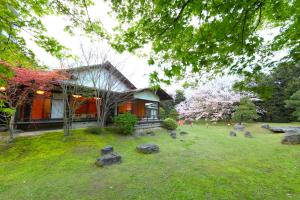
(282, 132, 300, 144)
(234, 124, 245, 131)
(269, 126, 300, 133)
(95, 152, 122, 167)
(101, 146, 113, 155)
(136, 144, 159, 154)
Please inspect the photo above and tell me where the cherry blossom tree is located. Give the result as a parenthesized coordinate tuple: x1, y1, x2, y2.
(0, 60, 64, 141)
(176, 77, 245, 122)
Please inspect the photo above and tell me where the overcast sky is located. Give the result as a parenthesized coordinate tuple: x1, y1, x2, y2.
(23, 0, 287, 96)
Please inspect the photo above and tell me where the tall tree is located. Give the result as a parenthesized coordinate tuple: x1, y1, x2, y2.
(234, 62, 300, 122)
(110, 0, 300, 84)
(233, 97, 259, 124)
(285, 90, 300, 121)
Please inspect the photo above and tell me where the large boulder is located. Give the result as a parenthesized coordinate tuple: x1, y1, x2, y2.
(95, 153, 122, 167)
(281, 132, 300, 145)
(234, 124, 245, 131)
(136, 144, 159, 154)
(269, 126, 300, 133)
(229, 131, 237, 136)
(261, 124, 270, 129)
(101, 146, 113, 155)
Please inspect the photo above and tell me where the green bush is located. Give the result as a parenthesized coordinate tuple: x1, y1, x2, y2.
(168, 108, 179, 120)
(162, 118, 178, 130)
(85, 126, 103, 135)
(113, 113, 138, 135)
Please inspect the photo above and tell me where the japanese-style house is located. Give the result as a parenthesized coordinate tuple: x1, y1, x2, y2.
(15, 62, 172, 130)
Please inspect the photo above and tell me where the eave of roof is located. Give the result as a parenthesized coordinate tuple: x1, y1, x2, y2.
(58, 62, 137, 90)
(126, 87, 173, 101)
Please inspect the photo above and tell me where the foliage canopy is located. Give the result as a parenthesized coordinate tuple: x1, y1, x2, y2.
(110, 0, 300, 85)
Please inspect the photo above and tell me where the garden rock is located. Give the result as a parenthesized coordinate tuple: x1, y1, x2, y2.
(261, 124, 270, 129)
(229, 131, 237, 136)
(0, 126, 7, 132)
(179, 131, 188, 135)
(146, 131, 155, 136)
(14, 129, 24, 134)
(234, 124, 245, 131)
(136, 144, 159, 154)
(281, 132, 300, 145)
(169, 131, 177, 139)
(244, 131, 253, 138)
(95, 153, 122, 167)
(101, 146, 113, 155)
(269, 126, 300, 133)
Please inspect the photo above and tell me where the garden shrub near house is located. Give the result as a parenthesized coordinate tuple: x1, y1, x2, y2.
(113, 113, 138, 135)
(162, 118, 178, 130)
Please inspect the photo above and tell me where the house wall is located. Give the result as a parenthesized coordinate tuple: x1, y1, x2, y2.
(69, 68, 130, 92)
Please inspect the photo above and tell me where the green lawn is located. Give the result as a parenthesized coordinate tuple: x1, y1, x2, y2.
(1, 123, 300, 200)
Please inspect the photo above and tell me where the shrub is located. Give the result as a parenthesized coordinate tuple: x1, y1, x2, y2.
(162, 118, 178, 130)
(85, 126, 103, 135)
(113, 113, 138, 135)
(159, 107, 166, 119)
(168, 108, 179, 120)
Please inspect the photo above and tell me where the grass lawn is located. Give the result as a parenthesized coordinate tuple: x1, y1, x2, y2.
(1, 123, 300, 200)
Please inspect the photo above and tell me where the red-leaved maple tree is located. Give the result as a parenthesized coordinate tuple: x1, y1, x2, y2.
(0, 60, 65, 140)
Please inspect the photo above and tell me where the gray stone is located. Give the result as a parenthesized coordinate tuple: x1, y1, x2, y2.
(0, 126, 7, 132)
(146, 131, 155, 136)
(136, 144, 159, 154)
(269, 126, 300, 133)
(244, 131, 253, 138)
(261, 124, 270, 129)
(179, 131, 188, 135)
(14, 129, 24, 134)
(169, 130, 177, 139)
(95, 153, 122, 167)
(101, 146, 113, 155)
(234, 124, 245, 131)
(229, 131, 237, 136)
(281, 131, 300, 145)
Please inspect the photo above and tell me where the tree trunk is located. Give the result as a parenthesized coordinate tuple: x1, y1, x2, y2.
(8, 113, 15, 141)
(239, 114, 243, 125)
(63, 96, 70, 136)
